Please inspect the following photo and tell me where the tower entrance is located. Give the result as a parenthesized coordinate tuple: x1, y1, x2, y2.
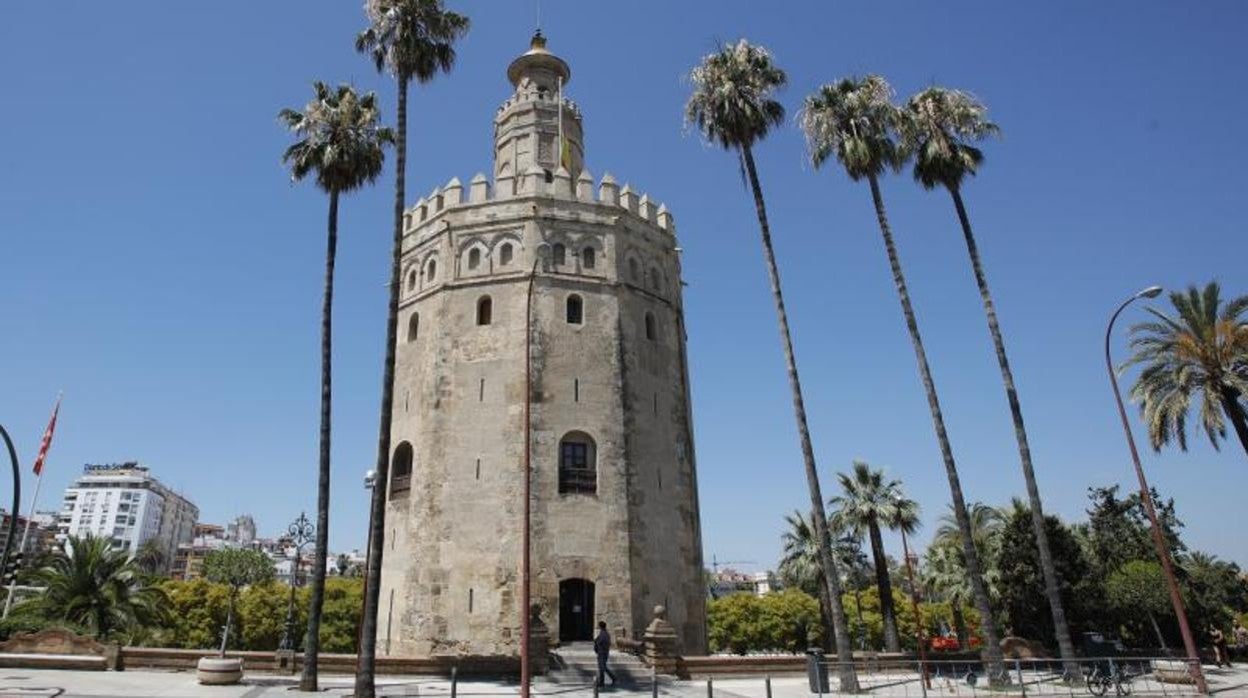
(558, 578, 595, 642)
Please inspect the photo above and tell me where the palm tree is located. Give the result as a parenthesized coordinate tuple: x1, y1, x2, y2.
(133, 539, 167, 577)
(933, 502, 1004, 572)
(686, 40, 857, 690)
(828, 461, 917, 652)
(923, 541, 974, 647)
(354, 4, 469, 695)
(1126, 282, 1248, 457)
(280, 81, 391, 692)
(903, 86, 1078, 669)
(17, 535, 168, 640)
(800, 76, 1005, 676)
(779, 510, 835, 651)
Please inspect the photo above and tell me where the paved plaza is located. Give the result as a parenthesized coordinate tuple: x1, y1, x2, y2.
(2, 666, 1248, 698)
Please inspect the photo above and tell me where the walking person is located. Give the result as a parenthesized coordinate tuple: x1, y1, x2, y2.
(594, 621, 617, 688)
(1209, 626, 1230, 668)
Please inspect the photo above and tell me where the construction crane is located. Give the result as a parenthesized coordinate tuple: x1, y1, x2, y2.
(708, 554, 756, 574)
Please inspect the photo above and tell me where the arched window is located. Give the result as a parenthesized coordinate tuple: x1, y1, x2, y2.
(629, 258, 640, 282)
(558, 431, 597, 495)
(566, 295, 583, 325)
(406, 269, 417, 292)
(649, 267, 662, 292)
(476, 296, 493, 326)
(645, 312, 657, 341)
(390, 441, 413, 499)
(407, 313, 419, 342)
(500, 242, 514, 266)
(468, 248, 481, 270)
(425, 259, 437, 283)
(581, 247, 596, 270)
(552, 243, 566, 267)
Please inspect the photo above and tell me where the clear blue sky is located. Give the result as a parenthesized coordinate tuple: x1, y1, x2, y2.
(2, 2, 1245, 569)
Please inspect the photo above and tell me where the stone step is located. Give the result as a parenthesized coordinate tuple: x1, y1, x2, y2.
(546, 649, 651, 686)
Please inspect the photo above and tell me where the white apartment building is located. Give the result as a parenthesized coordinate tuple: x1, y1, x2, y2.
(56, 462, 198, 571)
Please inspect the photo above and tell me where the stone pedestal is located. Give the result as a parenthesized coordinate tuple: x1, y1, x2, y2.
(643, 605, 680, 676)
(274, 648, 296, 675)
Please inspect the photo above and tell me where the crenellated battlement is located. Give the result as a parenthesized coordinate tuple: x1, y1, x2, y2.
(403, 170, 676, 235)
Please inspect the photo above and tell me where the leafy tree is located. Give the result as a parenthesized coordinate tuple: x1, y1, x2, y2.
(354, 3, 470, 694)
(280, 79, 391, 691)
(319, 577, 364, 653)
(202, 549, 274, 656)
(903, 85, 1077, 672)
(1105, 560, 1171, 649)
(829, 461, 918, 652)
(14, 535, 168, 640)
(707, 590, 823, 655)
(134, 539, 167, 577)
(1180, 552, 1248, 638)
(995, 504, 1100, 648)
(685, 39, 857, 689)
(1126, 282, 1248, 456)
(157, 579, 231, 649)
(238, 581, 300, 652)
(1085, 485, 1184, 582)
(800, 76, 1004, 674)
(922, 541, 983, 647)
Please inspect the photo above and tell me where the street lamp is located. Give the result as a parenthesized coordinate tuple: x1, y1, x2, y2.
(1105, 285, 1207, 694)
(278, 511, 316, 651)
(0, 426, 20, 588)
(521, 240, 551, 698)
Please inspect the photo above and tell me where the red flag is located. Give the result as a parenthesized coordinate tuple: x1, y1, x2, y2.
(31, 396, 61, 476)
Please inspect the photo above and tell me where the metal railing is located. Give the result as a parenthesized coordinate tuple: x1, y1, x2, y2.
(558, 468, 596, 495)
(804, 656, 1209, 696)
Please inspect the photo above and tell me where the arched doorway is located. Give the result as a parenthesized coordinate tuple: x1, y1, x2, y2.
(558, 578, 595, 642)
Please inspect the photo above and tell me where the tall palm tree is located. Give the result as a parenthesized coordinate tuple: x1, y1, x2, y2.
(685, 40, 857, 690)
(280, 81, 391, 692)
(800, 76, 1005, 676)
(829, 461, 916, 652)
(354, 3, 469, 696)
(17, 535, 168, 640)
(903, 85, 1078, 670)
(1126, 282, 1248, 457)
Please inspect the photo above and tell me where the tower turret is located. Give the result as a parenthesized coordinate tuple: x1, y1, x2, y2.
(494, 32, 584, 185)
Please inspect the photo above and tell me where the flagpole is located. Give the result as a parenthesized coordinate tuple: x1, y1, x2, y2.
(3, 393, 60, 618)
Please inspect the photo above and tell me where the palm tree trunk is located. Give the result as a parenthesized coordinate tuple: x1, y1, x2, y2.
(950, 188, 1078, 673)
(951, 600, 968, 649)
(816, 573, 834, 652)
(1147, 610, 1168, 650)
(867, 520, 900, 652)
(867, 174, 1004, 677)
(356, 75, 407, 698)
(742, 145, 858, 691)
(1218, 385, 1248, 457)
(300, 189, 338, 691)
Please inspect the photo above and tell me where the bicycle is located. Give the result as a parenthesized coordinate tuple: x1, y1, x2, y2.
(1084, 662, 1134, 696)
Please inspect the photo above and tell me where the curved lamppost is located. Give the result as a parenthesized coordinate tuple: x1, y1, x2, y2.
(1104, 285, 1207, 694)
(278, 511, 316, 651)
(0, 426, 20, 582)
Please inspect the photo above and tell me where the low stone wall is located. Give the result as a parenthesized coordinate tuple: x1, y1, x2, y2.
(117, 647, 520, 676)
(680, 655, 806, 678)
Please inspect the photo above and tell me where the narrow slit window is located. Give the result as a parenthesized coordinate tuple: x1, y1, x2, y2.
(475, 458, 481, 480)
(574, 378, 580, 403)
(479, 378, 485, 402)
(407, 313, 419, 343)
(566, 294, 583, 324)
(645, 312, 657, 341)
(469, 588, 474, 613)
(476, 296, 492, 326)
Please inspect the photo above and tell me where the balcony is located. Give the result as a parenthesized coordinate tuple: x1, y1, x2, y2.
(558, 467, 596, 495)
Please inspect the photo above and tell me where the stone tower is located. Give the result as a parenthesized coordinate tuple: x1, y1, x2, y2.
(378, 32, 707, 658)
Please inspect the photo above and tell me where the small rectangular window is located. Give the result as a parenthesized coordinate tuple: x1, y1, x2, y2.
(475, 459, 481, 480)
(479, 378, 485, 402)
(574, 378, 580, 403)
(469, 588, 474, 613)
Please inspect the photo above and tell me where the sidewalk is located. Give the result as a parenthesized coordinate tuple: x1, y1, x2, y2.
(0, 666, 1246, 697)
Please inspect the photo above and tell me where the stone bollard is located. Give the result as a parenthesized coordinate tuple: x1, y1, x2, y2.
(274, 648, 296, 675)
(643, 605, 680, 677)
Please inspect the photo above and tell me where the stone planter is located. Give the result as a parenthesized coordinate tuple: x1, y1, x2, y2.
(1152, 659, 1194, 684)
(197, 656, 244, 685)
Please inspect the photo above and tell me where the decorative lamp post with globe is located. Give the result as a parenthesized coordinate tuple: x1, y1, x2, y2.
(278, 511, 316, 651)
